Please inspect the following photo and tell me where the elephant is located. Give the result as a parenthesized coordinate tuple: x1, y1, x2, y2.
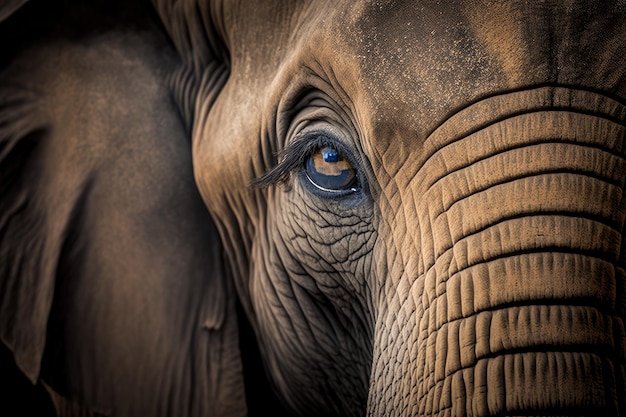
(1, 0, 625, 416)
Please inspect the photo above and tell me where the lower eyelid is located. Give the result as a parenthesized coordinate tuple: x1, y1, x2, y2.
(303, 170, 359, 195)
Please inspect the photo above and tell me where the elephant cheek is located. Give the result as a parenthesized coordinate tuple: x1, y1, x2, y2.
(367, 87, 626, 416)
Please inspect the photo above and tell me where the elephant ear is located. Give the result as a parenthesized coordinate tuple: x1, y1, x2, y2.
(0, 1, 245, 416)
(0, 0, 43, 382)
(0, 0, 27, 23)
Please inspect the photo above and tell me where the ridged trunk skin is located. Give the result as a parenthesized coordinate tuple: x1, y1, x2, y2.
(367, 87, 626, 416)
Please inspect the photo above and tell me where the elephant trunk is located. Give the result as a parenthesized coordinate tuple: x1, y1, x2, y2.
(367, 87, 626, 416)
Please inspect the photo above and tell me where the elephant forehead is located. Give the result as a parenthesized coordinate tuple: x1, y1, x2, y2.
(315, 0, 626, 164)
(337, 1, 499, 158)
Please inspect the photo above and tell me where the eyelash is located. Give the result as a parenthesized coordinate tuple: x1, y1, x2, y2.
(252, 132, 353, 189)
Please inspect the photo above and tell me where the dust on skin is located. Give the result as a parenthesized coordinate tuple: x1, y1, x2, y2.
(462, 0, 534, 87)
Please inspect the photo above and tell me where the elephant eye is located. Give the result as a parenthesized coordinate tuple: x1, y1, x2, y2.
(252, 131, 362, 196)
(305, 146, 357, 192)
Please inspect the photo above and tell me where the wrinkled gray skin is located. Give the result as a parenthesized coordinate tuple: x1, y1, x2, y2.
(1, 0, 626, 416)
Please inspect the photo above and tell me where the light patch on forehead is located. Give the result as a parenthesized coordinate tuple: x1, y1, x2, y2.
(462, 1, 533, 86)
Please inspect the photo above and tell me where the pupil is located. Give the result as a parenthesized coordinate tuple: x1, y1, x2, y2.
(321, 147, 339, 162)
(306, 145, 357, 191)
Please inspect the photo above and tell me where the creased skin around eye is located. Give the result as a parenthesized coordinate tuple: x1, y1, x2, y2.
(305, 146, 357, 192)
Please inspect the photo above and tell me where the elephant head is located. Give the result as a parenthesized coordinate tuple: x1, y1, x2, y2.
(1, 0, 625, 416)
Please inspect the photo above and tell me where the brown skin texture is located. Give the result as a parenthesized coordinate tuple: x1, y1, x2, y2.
(1, 0, 626, 416)
(193, 1, 626, 416)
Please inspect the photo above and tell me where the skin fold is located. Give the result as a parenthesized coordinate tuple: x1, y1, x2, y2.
(1, 0, 625, 416)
